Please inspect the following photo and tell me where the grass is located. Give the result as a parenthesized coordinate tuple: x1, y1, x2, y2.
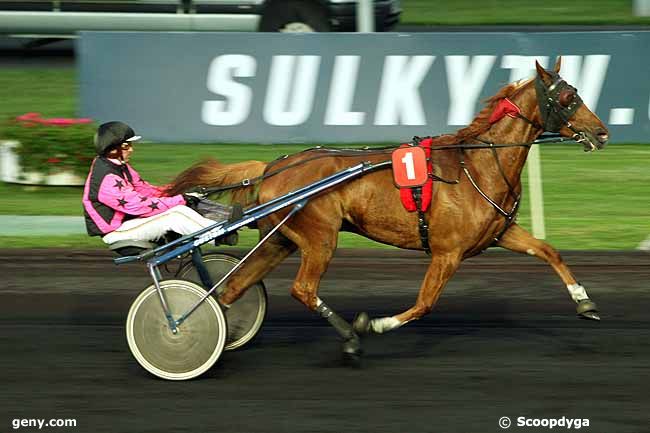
(2, 142, 649, 250)
(0, 69, 77, 119)
(401, 0, 650, 25)
(1, 61, 649, 250)
(517, 144, 650, 249)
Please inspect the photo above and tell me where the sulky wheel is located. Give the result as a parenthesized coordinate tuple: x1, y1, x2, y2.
(179, 252, 268, 351)
(126, 279, 227, 381)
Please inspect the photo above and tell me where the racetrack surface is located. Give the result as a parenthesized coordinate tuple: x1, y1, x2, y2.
(1, 249, 648, 433)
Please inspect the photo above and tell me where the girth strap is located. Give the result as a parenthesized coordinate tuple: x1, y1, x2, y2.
(412, 187, 431, 255)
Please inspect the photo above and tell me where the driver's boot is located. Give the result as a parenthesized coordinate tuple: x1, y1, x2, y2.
(219, 203, 243, 246)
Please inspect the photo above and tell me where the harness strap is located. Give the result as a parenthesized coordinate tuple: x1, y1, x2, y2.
(458, 149, 520, 245)
(492, 198, 521, 244)
(515, 112, 545, 131)
(411, 187, 431, 255)
(472, 139, 522, 202)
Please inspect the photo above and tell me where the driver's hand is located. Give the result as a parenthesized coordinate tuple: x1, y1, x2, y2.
(182, 194, 201, 210)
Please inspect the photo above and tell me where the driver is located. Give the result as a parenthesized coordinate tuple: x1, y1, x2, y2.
(82, 121, 234, 244)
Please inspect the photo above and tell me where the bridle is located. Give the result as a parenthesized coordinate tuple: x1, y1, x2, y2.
(515, 72, 596, 152)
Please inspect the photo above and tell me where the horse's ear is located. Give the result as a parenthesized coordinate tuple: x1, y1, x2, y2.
(554, 56, 562, 73)
(535, 60, 553, 84)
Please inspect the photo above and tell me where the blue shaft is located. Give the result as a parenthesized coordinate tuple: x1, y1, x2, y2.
(148, 160, 390, 267)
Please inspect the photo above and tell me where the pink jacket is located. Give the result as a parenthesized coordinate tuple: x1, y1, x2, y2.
(83, 157, 185, 236)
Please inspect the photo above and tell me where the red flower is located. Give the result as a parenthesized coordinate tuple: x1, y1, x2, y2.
(44, 118, 76, 126)
(46, 158, 62, 164)
(16, 112, 42, 122)
(15, 113, 94, 127)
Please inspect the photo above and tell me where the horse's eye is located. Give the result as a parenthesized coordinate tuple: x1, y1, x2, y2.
(559, 90, 575, 107)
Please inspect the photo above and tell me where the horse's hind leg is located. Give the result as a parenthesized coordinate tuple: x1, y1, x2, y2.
(219, 232, 296, 306)
(281, 222, 362, 359)
(496, 223, 600, 321)
(354, 252, 461, 335)
(296, 250, 363, 358)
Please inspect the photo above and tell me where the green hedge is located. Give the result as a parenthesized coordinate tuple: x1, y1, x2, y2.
(1, 113, 96, 178)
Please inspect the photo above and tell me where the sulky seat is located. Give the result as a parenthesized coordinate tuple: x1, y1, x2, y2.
(108, 239, 160, 257)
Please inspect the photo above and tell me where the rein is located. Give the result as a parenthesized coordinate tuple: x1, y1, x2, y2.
(192, 146, 395, 195)
(192, 135, 573, 196)
(189, 132, 573, 255)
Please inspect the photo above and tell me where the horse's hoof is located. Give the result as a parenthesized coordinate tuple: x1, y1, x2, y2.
(342, 337, 363, 368)
(342, 351, 362, 368)
(352, 312, 371, 335)
(580, 311, 601, 321)
(342, 335, 362, 356)
(576, 299, 600, 321)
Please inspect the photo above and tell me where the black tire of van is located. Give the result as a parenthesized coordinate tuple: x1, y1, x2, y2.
(258, 0, 330, 32)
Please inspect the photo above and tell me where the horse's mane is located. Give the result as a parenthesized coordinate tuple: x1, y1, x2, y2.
(431, 79, 530, 146)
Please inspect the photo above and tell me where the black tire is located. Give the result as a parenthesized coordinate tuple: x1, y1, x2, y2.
(126, 279, 227, 381)
(178, 252, 268, 351)
(258, 0, 330, 32)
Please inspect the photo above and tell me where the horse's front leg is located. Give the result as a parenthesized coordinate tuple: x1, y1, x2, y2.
(496, 223, 600, 321)
(353, 251, 461, 335)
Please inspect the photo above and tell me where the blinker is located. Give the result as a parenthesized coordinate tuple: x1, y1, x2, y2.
(535, 73, 583, 132)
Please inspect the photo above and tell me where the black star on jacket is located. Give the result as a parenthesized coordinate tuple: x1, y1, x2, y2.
(82, 157, 186, 237)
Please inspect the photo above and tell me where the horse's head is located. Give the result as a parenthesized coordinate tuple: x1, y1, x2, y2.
(534, 58, 609, 151)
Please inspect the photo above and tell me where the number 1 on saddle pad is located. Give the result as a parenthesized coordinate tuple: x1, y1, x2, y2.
(391, 146, 428, 188)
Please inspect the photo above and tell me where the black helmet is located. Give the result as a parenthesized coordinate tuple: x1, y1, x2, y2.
(94, 121, 141, 156)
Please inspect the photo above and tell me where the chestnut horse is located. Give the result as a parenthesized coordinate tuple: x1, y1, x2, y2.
(167, 59, 609, 358)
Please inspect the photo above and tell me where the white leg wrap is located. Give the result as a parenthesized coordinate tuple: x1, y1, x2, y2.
(369, 317, 403, 334)
(567, 283, 589, 303)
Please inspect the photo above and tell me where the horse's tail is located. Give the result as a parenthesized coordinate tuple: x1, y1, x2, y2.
(165, 158, 268, 207)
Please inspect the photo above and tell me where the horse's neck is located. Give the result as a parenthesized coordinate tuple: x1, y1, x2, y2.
(470, 100, 542, 184)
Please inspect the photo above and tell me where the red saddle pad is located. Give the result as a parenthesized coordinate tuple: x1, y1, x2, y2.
(398, 137, 433, 212)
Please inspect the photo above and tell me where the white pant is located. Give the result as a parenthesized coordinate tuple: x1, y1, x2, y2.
(102, 205, 217, 244)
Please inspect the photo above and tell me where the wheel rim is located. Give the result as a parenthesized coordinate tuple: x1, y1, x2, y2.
(126, 280, 227, 380)
(180, 254, 267, 351)
(279, 22, 315, 32)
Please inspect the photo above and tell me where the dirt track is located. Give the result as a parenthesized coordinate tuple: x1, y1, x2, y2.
(1, 249, 648, 433)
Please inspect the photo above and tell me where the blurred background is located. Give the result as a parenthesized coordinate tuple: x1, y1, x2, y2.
(0, 0, 649, 250)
